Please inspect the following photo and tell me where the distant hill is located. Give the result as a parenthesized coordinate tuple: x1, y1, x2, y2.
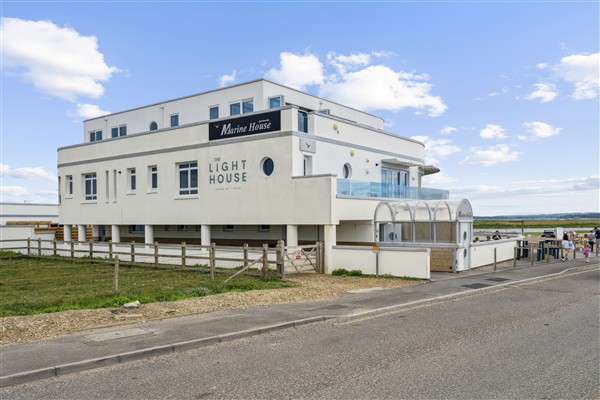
(475, 212, 600, 220)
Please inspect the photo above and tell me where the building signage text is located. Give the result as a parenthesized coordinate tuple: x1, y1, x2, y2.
(209, 157, 247, 186)
(209, 111, 281, 141)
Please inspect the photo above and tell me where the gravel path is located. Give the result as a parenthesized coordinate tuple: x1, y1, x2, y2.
(0, 274, 423, 344)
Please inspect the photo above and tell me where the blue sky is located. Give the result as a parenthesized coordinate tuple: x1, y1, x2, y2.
(1, 1, 598, 216)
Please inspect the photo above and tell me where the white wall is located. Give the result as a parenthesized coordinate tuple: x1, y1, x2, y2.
(1, 203, 59, 225)
(470, 239, 519, 268)
(332, 246, 430, 279)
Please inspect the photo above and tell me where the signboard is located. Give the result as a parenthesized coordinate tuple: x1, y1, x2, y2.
(294, 248, 302, 260)
(209, 111, 281, 141)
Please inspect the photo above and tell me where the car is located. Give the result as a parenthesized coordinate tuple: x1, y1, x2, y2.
(541, 229, 556, 238)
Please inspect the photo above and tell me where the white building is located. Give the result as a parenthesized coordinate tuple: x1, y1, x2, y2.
(57, 79, 449, 272)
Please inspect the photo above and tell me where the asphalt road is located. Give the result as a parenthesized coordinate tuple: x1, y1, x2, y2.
(2, 268, 598, 400)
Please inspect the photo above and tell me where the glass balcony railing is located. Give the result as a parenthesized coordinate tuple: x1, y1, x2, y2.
(337, 179, 449, 200)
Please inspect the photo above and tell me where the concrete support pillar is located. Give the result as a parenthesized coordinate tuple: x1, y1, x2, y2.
(64, 225, 72, 242)
(200, 225, 211, 247)
(77, 224, 86, 242)
(91, 225, 100, 240)
(111, 225, 121, 243)
(286, 225, 299, 248)
(144, 225, 154, 245)
(409, 166, 420, 186)
(323, 224, 337, 274)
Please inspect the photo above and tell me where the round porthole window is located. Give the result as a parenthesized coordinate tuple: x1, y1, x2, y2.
(261, 157, 274, 176)
(463, 231, 468, 241)
(149, 121, 158, 131)
(463, 249, 468, 258)
(343, 163, 352, 179)
(388, 232, 398, 240)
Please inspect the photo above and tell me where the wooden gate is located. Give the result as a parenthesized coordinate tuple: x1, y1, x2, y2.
(282, 243, 323, 274)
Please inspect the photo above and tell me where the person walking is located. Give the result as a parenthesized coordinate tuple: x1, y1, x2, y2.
(583, 243, 591, 263)
(587, 230, 595, 252)
(561, 231, 572, 261)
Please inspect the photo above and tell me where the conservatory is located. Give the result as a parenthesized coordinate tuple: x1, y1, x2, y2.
(374, 199, 474, 272)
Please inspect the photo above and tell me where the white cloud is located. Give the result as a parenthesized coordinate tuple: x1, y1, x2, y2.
(327, 52, 371, 75)
(0, 186, 29, 197)
(75, 103, 110, 119)
(410, 135, 461, 165)
(219, 70, 237, 88)
(440, 126, 457, 135)
(460, 144, 520, 167)
(421, 171, 457, 186)
(554, 52, 599, 100)
(537, 62, 549, 70)
(266, 52, 325, 90)
(517, 135, 528, 141)
(479, 124, 508, 139)
(523, 121, 561, 138)
(320, 65, 447, 117)
(525, 82, 558, 103)
(0, 163, 57, 181)
(1, 17, 119, 101)
(266, 51, 447, 117)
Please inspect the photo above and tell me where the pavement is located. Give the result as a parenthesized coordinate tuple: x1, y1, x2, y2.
(1, 255, 598, 388)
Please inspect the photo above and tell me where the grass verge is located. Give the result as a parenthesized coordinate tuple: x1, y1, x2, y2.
(0, 256, 293, 317)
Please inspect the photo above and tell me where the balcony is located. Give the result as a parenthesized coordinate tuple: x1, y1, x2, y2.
(337, 179, 449, 200)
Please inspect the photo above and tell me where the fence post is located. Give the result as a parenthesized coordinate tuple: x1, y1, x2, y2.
(181, 242, 187, 268)
(530, 245, 534, 266)
(493, 247, 497, 271)
(27, 238, 31, 256)
(70, 240, 74, 258)
(53, 240, 57, 257)
(276, 240, 285, 278)
(210, 243, 216, 281)
(573, 246, 577, 260)
(89, 241, 93, 258)
(131, 241, 135, 263)
(513, 246, 517, 268)
(262, 244, 269, 278)
(243, 243, 249, 275)
(154, 242, 159, 266)
(109, 241, 113, 259)
(38, 238, 42, 256)
(113, 257, 119, 294)
(547, 245, 550, 263)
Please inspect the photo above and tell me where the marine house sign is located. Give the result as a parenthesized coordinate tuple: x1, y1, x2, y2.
(209, 111, 281, 141)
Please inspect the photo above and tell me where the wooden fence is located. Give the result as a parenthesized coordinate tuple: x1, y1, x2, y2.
(0, 239, 324, 279)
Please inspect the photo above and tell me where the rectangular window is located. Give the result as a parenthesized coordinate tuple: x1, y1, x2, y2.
(177, 225, 187, 231)
(259, 225, 270, 232)
(298, 111, 308, 133)
(129, 225, 145, 233)
(58, 177, 61, 204)
(111, 125, 127, 138)
(269, 96, 282, 109)
(242, 99, 253, 113)
(223, 225, 234, 232)
(128, 168, 136, 191)
(113, 170, 118, 202)
(170, 114, 179, 127)
(303, 156, 313, 176)
(84, 173, 97, 201)
(66, 175, 73, 195)
(209, 106, 219, 120)
(164, 225, 171, 231)
(105, 171, 109, 202)
(149, 166, 158, 191)
(230, 102, 241, 116)
(178, 162, 198, 195)
(89, 130, 102, 142)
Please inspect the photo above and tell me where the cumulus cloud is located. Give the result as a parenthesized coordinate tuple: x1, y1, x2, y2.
(267, 52, 325, 90)
(479, 124, 508, 139)
(460, 144, 520, 167)
(440, 126, 457, 135)
(410, 135, 461, 165)
(523, 121, 561, 138)
(0, 163, 57, 181)
(219, 70, 237, 88)
(525, 82, 558, 103)
(554, 52, 599, 100)
(75, 103, 110, 119)
(0, 186, 29, 197)
(266, 51, 447, 117)
(1, 17, 119, 101)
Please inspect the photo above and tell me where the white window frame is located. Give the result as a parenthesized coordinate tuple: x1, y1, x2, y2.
(148, 166, 158, 192)
(83, 173, 97, 201)
(268, 95, 283, 109)
(170, 113, 179, 127)
(127, 168, 136, 192)
(209, 105, 219, 120)
(89, 130, 102, 142)
(178, 162, 198, 196)
(66, 175, 73, 197)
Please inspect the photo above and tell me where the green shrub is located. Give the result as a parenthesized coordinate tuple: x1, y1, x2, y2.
(348, 270, 363, 276)
(332, 268, 350, 276)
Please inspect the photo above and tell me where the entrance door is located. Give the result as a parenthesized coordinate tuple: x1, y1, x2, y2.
(460, 222, 471, 270)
